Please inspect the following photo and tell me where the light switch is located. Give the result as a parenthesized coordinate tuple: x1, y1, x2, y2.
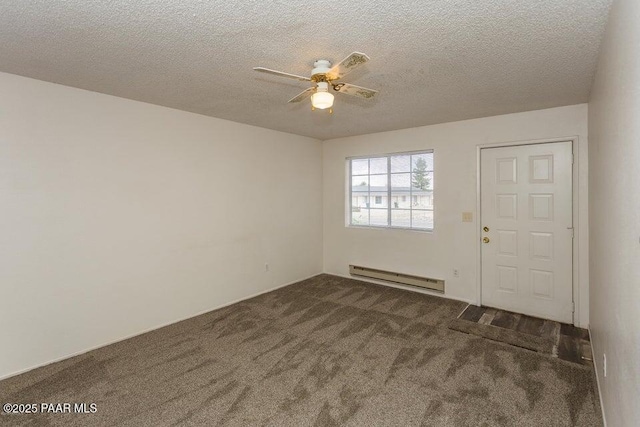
(462, 212, 473, 222)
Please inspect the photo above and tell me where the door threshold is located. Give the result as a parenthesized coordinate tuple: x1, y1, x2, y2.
(450, 305, 591, 366)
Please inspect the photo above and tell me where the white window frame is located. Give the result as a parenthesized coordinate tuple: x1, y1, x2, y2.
(347, 149, 434, 231)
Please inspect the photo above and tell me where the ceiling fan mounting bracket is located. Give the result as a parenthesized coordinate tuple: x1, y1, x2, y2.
(312, 59, 332, 70)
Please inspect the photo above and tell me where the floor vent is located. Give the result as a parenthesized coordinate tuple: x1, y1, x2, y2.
(349, 265, 445, 293)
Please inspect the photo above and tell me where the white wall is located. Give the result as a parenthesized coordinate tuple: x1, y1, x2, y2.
(0, 72, 323, 379)
(323, 104, 590, 326)
(588, 0, 640, 424)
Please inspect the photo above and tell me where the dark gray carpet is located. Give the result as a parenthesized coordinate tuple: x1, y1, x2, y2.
(0, 274, 603, 426)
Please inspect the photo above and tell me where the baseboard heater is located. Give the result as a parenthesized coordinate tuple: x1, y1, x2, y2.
(349, 265, 445, 293)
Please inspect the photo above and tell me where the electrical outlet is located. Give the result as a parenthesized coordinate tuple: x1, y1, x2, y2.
(265, 263, 269, 272)
(453, 269, 459, 278)
(603, 353, 607, 377)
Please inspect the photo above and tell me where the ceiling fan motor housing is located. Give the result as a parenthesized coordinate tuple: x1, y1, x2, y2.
(311, 60, 332, 82)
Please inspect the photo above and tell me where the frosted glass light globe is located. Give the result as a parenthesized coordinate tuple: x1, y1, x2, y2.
(311, 91, 334, 109)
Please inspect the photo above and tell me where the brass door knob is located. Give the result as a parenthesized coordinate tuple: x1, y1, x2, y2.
(483, 237, 490, 243)
(483, 226, 490, 232)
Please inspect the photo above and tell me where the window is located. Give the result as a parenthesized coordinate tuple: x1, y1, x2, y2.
(348, 151, 434, 230)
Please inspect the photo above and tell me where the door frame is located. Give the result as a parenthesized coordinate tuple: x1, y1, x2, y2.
(475, 136, 580, 325)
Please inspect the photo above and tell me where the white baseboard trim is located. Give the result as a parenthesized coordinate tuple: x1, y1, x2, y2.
(588, 327, 607, 427)
(325, 271, 476, 305)
(0, 272, 322, 382)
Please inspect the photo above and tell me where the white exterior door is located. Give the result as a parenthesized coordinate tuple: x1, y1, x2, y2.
(480, 141, 573, 323)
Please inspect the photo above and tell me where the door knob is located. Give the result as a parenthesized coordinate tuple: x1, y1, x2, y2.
(483, 226, 489, 232)
(483, 237, 490, 243)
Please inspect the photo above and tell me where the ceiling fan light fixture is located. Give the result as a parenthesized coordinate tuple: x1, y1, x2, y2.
(311, 82, 334, 109)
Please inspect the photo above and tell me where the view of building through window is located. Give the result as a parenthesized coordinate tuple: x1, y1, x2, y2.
(349, 151, 434, 230)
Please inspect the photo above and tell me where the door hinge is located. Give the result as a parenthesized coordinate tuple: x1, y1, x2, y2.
(572, 302, 575, 313)
(571, 153, 574, 164)
(568, 227, 574, 238)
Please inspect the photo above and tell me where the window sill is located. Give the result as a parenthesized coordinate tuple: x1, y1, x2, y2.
(346, 224, 434, 233)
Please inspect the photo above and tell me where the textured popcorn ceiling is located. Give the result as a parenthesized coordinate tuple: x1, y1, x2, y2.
(0, 0, 612, 140)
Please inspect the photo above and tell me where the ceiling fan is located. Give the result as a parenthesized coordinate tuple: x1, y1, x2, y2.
(253, 52, 378, 113)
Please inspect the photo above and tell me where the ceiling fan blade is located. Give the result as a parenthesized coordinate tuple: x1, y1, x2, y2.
(326, 52, 370, 80)
(253, 67, 311, 82)
(333, 83, 378, 99)
(288, 87, 315, 103)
